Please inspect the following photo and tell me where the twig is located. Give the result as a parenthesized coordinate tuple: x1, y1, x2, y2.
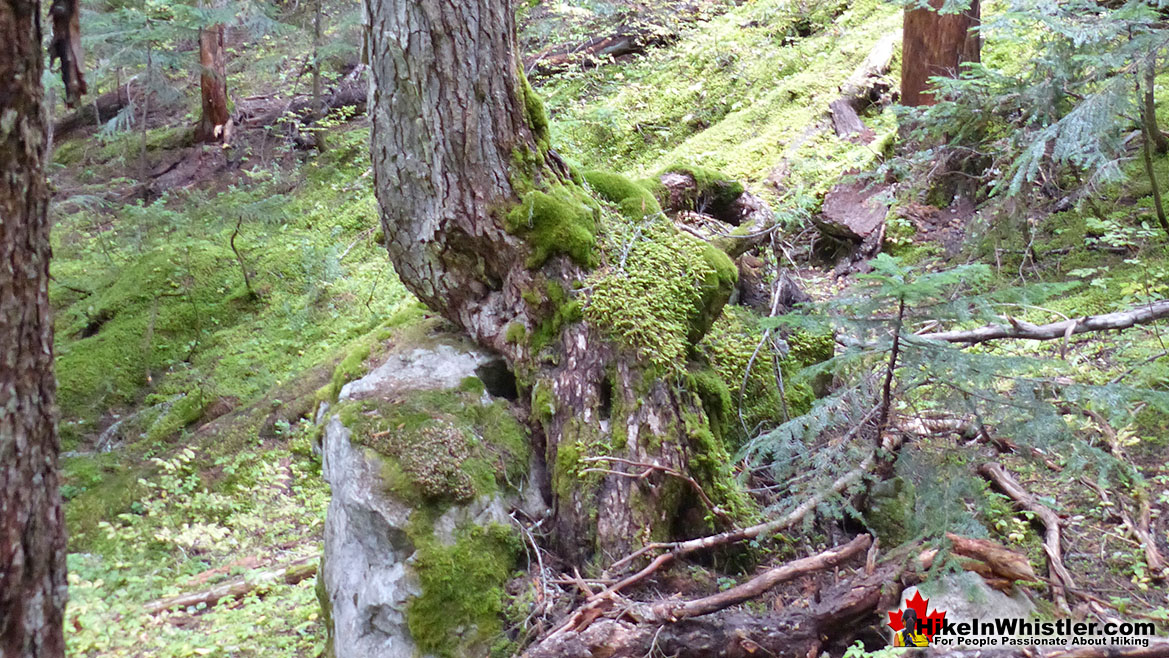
(230, 216, 257, 299)
(978, 462, 1075, 614)
(580, 456, 732, 523)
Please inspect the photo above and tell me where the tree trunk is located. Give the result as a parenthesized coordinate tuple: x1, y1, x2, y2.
(0, 2, 68, 657)
(1144, 57, 1168, 156)
(196, 22, 229, 142)
(48, 0, 86, 107)
(364, 0, 738, 561)
(901, 0, 981, 107)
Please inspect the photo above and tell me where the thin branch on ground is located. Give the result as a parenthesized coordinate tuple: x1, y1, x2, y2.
(920, 300, 1169, 344)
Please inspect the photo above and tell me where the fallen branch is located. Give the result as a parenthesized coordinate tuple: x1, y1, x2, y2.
(920, 300, 1169, 345)
(523, 551, 902, 658)
(978, 462, 1075, 614)
(144, 555, 317, 615)
(639, 534, 871, 622)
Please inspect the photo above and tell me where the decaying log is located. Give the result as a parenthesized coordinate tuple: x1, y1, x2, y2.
(524, 26, 674, 77)
(920, 299, 1169, 345)
(828, 32, 898, 140)
(144, 555, 317, 615)
(978, 462, 1075, 614)
(53, 85, 132, 137)
(945, 532, 1039, 586)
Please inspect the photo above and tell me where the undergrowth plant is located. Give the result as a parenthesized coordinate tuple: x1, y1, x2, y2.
(747, 254, 1169, 544)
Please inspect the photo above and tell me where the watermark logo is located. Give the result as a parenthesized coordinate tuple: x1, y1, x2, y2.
(887, 591, 947, 647)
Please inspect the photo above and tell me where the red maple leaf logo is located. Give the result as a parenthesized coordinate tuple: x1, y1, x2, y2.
(887, 590, 947, 641)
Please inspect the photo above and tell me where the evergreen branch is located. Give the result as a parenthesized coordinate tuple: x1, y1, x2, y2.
(919, 299, 1169, 344)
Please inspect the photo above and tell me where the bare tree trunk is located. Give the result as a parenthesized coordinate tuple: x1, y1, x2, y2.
(196, 21, 230, 142)
(901, 0, 981, 107)
(312, 0, 323, 121)
(0, 2, 68, 657)
(364, 0, 737, 560)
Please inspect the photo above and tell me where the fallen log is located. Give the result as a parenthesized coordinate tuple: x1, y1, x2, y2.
(54, 84, 133, 136)
(524, 26, 674, 77)
(144, 555, 317, 615)
(828, 31, 899, 140)
(920, 299, 1169, 345)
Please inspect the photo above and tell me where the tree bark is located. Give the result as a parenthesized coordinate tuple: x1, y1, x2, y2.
(0, 2, 68, 657)
(196, 22, 230, 142)
(364, 0, 736, 561)
(901, 0, 981, 107)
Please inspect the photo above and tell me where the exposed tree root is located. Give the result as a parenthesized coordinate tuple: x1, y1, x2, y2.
(978, 462, 1076, 614)
(921, 300, 1169, 344)
(144, 555, 317, 616)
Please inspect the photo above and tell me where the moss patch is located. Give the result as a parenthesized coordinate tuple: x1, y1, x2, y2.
(505, 186, 599, 269)
(337, 388, 530, 506)
(584, 214, 736, 372)
(406, 515, 521, 658)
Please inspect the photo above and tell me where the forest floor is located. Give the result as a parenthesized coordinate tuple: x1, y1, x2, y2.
(49, 0, 1169, 656)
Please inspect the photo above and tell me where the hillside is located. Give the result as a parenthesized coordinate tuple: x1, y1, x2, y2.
(22, 0, 1169, 656)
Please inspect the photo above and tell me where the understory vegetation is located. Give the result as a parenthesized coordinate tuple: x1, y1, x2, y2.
(42, 0, 1169, 655)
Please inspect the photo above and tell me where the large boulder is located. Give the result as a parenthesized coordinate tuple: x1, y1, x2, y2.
(318, 330, 544, 658)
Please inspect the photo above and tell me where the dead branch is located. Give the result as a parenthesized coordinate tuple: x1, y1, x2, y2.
(1082, 480, 1168, 582)
(978, 462, 1075, 613)
(144, 555, 317, 615)
(523, 552, 903, 658)
(920, 300, 1169, 345)
(639, 534, 871, 622)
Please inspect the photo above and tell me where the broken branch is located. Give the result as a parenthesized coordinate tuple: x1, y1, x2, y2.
(921, 300, 1169, 345)
(144, 555, 317, 615)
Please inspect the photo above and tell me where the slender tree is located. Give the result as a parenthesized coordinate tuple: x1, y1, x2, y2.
(1, 1, 68, 656)
(364, 0, 738, 560)
(901, 0, 981, 107)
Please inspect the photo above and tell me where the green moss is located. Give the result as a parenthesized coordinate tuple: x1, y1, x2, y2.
(582, 169, 663, 219)
(407, 516, 521, 658)
(552, 439, 584, 501)
(339, 389, 530, 505)
(690, 367, 734, 441)
(325, 342, 372, 403)
(584, 217, 736, 372)
(143, 391, 211, 442)
(504, 321, 527, 344)
(505, 187, 598, 269)
(698, 308, 832, 444)
(531, 380, 555, 422)
(518, 67, 551, 151)
(864, 476, 916, 546)
(529, 281, 583, 352)
(682, 411, 756, 524)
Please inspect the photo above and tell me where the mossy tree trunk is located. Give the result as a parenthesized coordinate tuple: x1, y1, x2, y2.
(901, 0, 981, 107)
(196, 18, 229, 143)
(0, 1, 68, 656)
(364, 0, 739, 561)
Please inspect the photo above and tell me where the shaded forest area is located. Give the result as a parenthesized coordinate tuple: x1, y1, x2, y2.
(3, 0, 1169, 657)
